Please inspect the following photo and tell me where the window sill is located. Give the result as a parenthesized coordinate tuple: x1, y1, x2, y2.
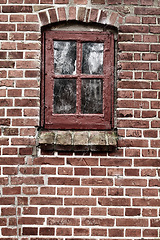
(38, 130, 117, 152)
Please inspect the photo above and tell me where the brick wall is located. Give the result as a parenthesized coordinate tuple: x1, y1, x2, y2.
(0, 0, 160, 239)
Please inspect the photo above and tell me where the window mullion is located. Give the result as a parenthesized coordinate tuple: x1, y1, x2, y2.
(76, 41, 82, 114)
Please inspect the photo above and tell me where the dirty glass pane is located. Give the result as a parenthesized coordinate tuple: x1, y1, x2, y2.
(54, 41, 76, 75)
(54, 79, 76, 114)
(82, 42, 104, 75)
(81, 79, 103, 114)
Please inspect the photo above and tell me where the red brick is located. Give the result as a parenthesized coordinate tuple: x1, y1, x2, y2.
(17, 24, 39, 32)
(125, 149, 140, 157)
(48, 8, 57, 23)
(47, 217, 80, 226)
(1, 228, 17, 236)
(74, 0, 87, 3)
(126, 229, 141, 237)
(108, 187, 123, 196)
(1, 207, 16, 216)
(41, 167, 56, 175)
(120, 25, 149, 33)
(57, 8, 66, 21)
(10, 15, 24, 22)
(91, 0, 105, 3)
(74, 187, 89, 196)
(91, 167, 106, 176)
(56, 228, 71, 236)
(69, 6, 76, 20)
(107, 168, 123, 176)
(3, 187, 21, 195)
(141, 169, 156, 177)
(98, 197, 130, 206)
(57, 207, 71, 215)
(135, 158, 160, 167)
(64, 198, 96, 206)
(108, 208, 124, 216)
(142, 149, 157, 157)
(19, 147, 33, 155)
(73, 207, 87, 216)
(125, 169, 139, 176)
(91, 228, 107, 236)
(0, 197, 15, 205)
(40, 227, 55, 236)
(40, 207, 55, 215)
(23, 207, 38, 215)
(55, 0, 68, 2)
(125, 208, 140, 216)
(18, 217, 44, 225)
(151, 219, 160, 227)
(149, 179, 160, 187)
(91, 207, 107, 216)
(91, 188, 106, 196)
(11, 176, 44, 185)
(40, 187, 56, 195)
(109, 228, 124, 237)
(108, 0, 121, 3)
(82, 178, 113, 186)
(74, 228, 89, 236)
(2, 6, 32, 13)
(30, 197, 62, 205)
(24, 109, 39, 117)
(2, 147, 17, 156)
(143, 229, 158, 237)
(0, 24, 15, 31)
(0, 157, 24, 165)
(125, 16, 140, 23)
(150, 26, 160, 34)
(135, 7, 160, 15)
(0, 119, 10, 126)
(82, 217, 114, 226)
(58, 167, 73, 175)
(67, 158, 98, 166)
(0, 33, 7, 40)
(89, 8, 98, 22)
(33, 157, 64, 165)
(3, 167, 17, 175)
(142, 16, 156, 24)
(20, 128, 36, 136)
(23, 227, 38, 235)
(118, 139, 148, 147)
(8, 217, 16, 226)
(143, 188, 158, 196)
(9, 32, 24, 40)
(142, 208, 157, 217)
(39, 11, 49, 25)
(125, 188, 141, 196)
(133, 198, 160, 206)
(117, 218, 148, 227)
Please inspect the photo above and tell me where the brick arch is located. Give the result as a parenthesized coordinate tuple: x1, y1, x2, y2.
(38, 6, 123, 29)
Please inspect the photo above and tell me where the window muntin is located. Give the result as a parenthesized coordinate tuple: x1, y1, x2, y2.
(42, 30, 114, 130)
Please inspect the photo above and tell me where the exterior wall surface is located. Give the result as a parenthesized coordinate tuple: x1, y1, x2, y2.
(0, 0, 160, 239)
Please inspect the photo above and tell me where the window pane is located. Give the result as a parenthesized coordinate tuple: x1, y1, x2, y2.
(81, 79, 103, 114)
(54, 79, 76, 114)
(54, 41, 76, 75)
(82, 42, 104, 75)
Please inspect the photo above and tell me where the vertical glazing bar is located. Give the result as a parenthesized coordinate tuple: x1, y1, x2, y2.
(76, 41, 82, 114)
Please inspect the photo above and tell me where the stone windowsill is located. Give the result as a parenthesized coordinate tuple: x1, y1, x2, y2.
(39, 130, 117, 152)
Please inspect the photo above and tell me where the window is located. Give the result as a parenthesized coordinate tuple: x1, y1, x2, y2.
(41, 30, 114, 130)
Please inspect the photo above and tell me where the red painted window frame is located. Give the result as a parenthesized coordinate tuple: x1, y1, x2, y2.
(41, 30, 114, 130)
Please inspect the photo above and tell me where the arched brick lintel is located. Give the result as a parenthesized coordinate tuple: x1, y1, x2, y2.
(38, 6, 123, 29)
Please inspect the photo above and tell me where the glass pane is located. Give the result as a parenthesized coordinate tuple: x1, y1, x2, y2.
(81, 79, 103, 114)
(82, 42, 104, 75)
(54, 41, 76, 75)
(54, 79, 76, 114)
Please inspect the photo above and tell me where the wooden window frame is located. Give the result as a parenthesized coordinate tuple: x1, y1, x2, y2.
(41, 30, 114, 130)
